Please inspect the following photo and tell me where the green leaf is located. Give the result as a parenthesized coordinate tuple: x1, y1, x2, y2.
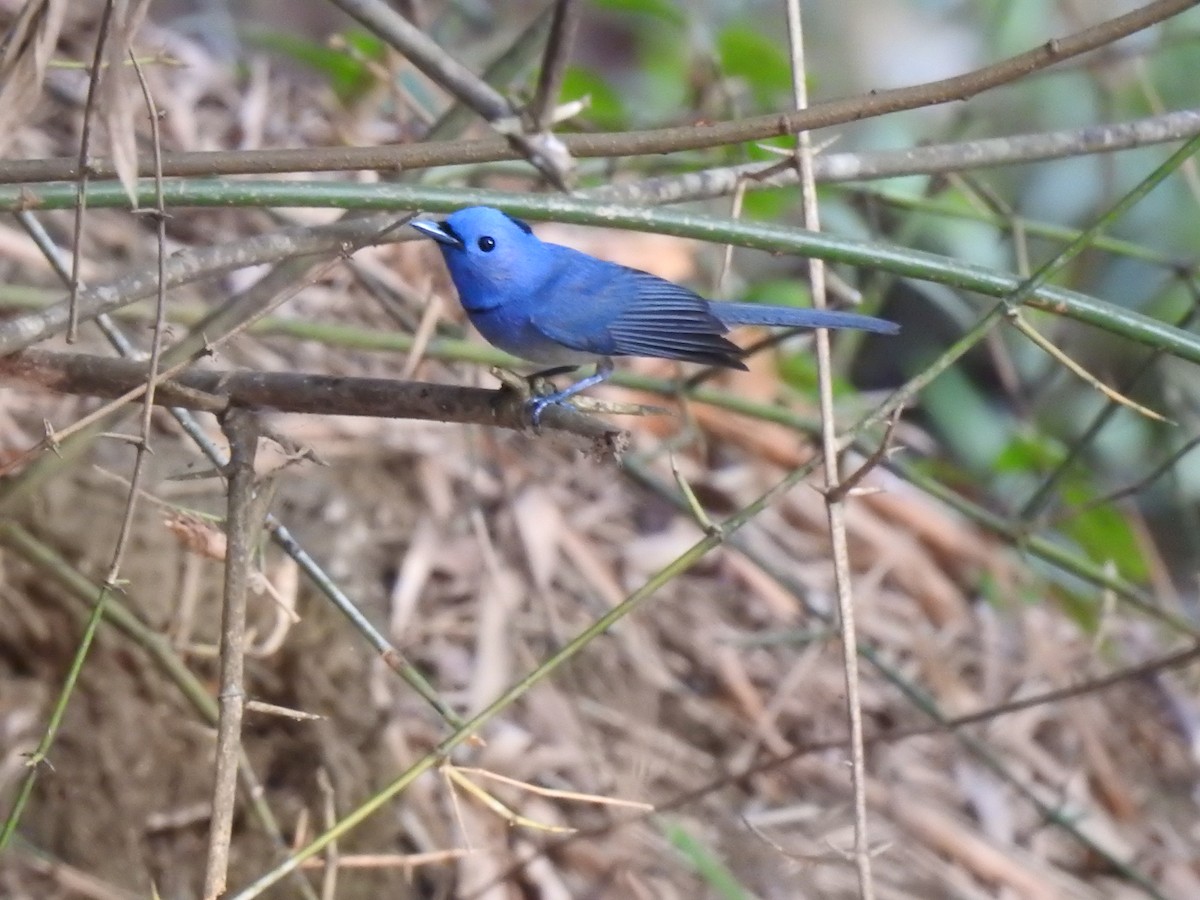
(741, 184, 800, 220)
(993, 431, 1066, 474)
(921, 364, 1013, 473)
(742, 278, 811, 309)
(246, 29, 382, 104)
(716, 24, 793, 109)
(1058, 481, 1149, 582)
(592, 0, 686, 26)
(662, 819, 751, 900)
(560, 65, 627, 130)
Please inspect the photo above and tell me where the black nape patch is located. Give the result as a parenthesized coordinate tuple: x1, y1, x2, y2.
(504, 214, 533, 234)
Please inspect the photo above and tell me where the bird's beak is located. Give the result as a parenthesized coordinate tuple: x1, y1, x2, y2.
(411, 219, 464, 250)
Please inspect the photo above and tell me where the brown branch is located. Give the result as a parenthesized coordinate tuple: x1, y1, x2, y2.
(325, 0, 573, 188)
(67, 0, 116, 341)
(203, 408, 260, 899)
(529, 0, 583, 131)
(0, 0, 1189, 185)
(327, 0, 510, 121)
(0, 349, 628, 455)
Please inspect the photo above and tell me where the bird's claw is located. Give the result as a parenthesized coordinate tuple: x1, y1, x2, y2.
(525, 393, 571, 427)
(526, 394, 563, 428)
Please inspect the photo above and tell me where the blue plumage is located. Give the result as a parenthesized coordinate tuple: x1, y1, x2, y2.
(411, 206, 899, 422)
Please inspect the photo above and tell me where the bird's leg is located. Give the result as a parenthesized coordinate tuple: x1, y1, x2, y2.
(527, 358, 614, 426)
(525, 364, 581, 400)
(528, 365, 583, 381)
(493, 365, 581, 409)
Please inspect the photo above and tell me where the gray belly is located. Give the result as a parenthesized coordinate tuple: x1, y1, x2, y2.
(470, 306, 601, 367)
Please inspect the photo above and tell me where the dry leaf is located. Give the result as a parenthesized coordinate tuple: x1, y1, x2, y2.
(0, 0, 69, 155)
(164, 512, 225, 560)
(100, 0, 153, 208)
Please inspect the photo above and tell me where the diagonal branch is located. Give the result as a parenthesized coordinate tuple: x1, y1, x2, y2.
(0, 0, 1190, 183)
(325, 0, 574, 186)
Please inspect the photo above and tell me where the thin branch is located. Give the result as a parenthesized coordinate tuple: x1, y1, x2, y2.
(0, 349, 628, 451)
(1, 0, 1190, 183)
(591, 108, 1200, 205)
(326, 0, 508, 118)
(1052, 434, 1200, 526)
(783, 2, 874, 896)
(202, 408, 260, 899)
(0, 212, 411, 354)
(0, 36, 169, 849)
(127, 49, 169, 481)
(13, 212, 469, 738)
(1017, 299, 1198, 522)
(325, 0, 573, 187)
(824, 410, 902, 504)
(5, 187, 1200, 368)
(67, 0, 115, 341)
(1007, 309, 1169, 422)
(528, 0, 583, 131)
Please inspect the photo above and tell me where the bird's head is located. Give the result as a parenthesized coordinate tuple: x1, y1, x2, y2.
(410, 206, 540, 311)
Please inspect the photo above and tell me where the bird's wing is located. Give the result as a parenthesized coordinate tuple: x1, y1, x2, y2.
(531, 266, 747, 369)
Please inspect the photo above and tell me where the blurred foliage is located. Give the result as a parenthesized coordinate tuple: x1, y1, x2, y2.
(246, 28, 384, 104)
(593, 0, 686, 27)
(662, 819, 752, 900)
(560, 64, 628, 130)
(715, 23, 794, 110)
(261, 0, 1200, 598)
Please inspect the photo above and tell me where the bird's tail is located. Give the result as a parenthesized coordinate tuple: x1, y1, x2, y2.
(709, 301, 899, 335)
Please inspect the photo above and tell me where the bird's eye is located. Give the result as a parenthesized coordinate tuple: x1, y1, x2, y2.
(478, 236, 496, 252)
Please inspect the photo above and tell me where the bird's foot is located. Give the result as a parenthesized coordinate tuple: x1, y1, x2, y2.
(526, 394, 562, 428)
(512, 359, 615, 430)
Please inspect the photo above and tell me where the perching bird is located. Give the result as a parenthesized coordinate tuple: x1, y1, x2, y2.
(411, 206, 899, 423)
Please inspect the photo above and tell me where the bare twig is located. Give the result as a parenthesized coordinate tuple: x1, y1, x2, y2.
(1, 0, 1190, 183)
(591, 108, 1200, 205)
(824, 409, 903, 504)
(0, 349, 628, 451)
(127, 49, 168, 481)
(0, 211, 426, 354)
(203, 408, 261, 899)
(528, 0, 583, 131)
(1007, 309, 1169, 422)
(783, 3, 874, 897)
(326, 0, 574, 186)
(67, 0, 114, 341)
(1018, 301, 1198, 522)
(327, 0, 510, 120)
(0, 40, 171, 850)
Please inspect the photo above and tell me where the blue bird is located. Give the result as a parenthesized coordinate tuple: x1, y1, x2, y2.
(411, 206, 899, 424)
